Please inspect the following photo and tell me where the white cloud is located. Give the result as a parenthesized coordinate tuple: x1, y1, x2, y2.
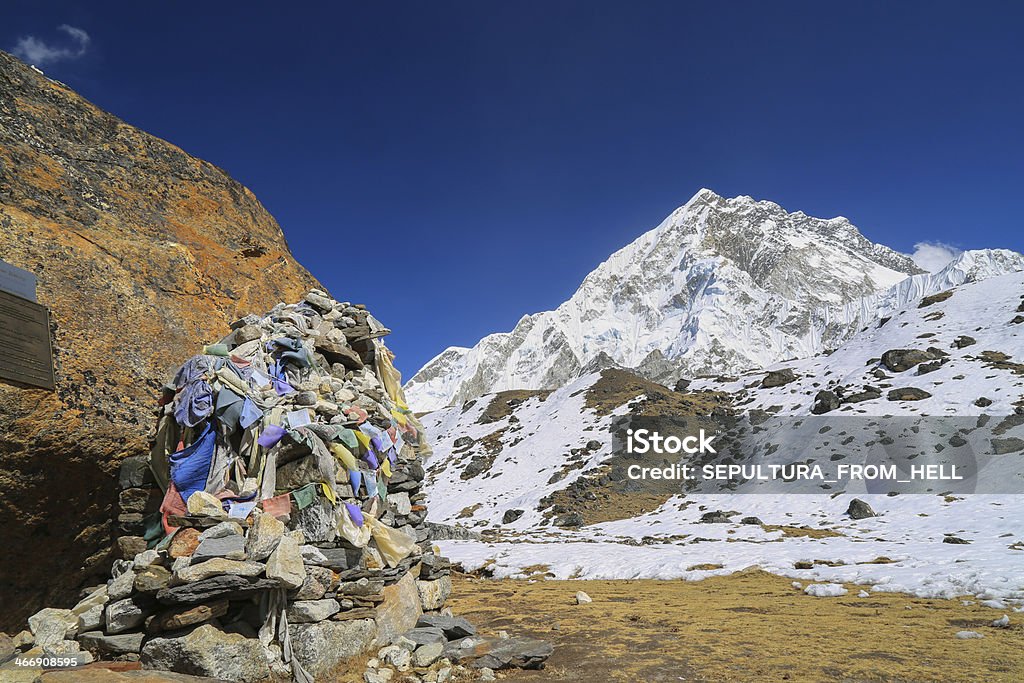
(911, 241, 962, 273)
(11, 24, 90, 66)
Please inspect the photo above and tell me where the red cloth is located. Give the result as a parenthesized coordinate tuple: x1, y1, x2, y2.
(262, 493, 292, 520)
(159, 481, 187, 535)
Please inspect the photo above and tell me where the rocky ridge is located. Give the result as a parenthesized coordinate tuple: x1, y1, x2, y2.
(0, 49, 321, 628)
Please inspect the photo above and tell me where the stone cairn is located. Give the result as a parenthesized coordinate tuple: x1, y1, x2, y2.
(8, 291, 551, 682)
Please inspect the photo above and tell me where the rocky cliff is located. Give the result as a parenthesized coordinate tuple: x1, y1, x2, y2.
(0, 50, 321, 630)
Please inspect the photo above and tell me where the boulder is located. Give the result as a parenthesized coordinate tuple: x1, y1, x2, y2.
(290, 619, 378, 678)
(27, 608, 77, 648)
(168, 529, 202, 559)
(501, 509, 524, 524)
(287, 599, 341, 623)
(403, 627, 447, 646)
(244, 512, 284, 562)
(445, 635, 553, 670)
(141, 624, 271, 682)
(413, 641, 445, 667)
(416, 576, 452, 611)
(416, 614, 476, 640)
(293, 565, 335, 601)
(172, 559, 264, 584)
(77, 630, 145, 655)
(887, 387, 932, 401)
(811, 390, 840, 414)
(105, 598, 147, 634)
(374, 572, 423, 645)
(760, 368, 797, 388)
(881, 349, 935, 373)
(265, 534, 305, 589)
(191, 535, 246, 563)
(134, 566, 172, 594)
(846, 498, 876, 520)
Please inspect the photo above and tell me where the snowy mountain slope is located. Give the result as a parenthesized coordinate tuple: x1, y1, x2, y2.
(695, 269, 1024, 417)
(406, 189, 1024, 411)
(419, 272, 1024, 602)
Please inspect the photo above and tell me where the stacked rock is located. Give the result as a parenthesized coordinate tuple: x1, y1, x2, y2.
(13, 291, 453, 682)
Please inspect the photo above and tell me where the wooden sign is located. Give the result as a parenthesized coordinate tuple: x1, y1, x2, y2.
(0, 289, 55, 390)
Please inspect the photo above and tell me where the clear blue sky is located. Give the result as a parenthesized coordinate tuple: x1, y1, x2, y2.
(4, 1, 1023, 377)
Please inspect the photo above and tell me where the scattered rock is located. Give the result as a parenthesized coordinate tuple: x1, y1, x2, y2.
(553, 512, 584, 527)
(811, 390, 840, 414)
(955, 630, 984, 639)
(445, 635, 553, 670)
(417, 614, 476, 640)
(881, 349, 936, 373)
(943, 535, 971, 544)
(699, 511, 732, 523)
(761, 368, 797, 388)
(887, 387, 932, 401)
(846, 499, 876, 520)
(404, 627, 447, 646)
(501, 509, 524, 524)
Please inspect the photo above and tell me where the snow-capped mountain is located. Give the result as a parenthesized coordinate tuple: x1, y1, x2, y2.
(405, 189, 1024, 411)
(418, 271, 1024, 602)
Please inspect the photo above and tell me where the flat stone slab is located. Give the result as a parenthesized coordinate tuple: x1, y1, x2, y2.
(157, 576, 279, 605)
(416, 614, 476, 639)
(78, 630, 145, 655)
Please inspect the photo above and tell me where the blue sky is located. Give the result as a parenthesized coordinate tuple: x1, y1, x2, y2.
(4, 1, 1023, 377)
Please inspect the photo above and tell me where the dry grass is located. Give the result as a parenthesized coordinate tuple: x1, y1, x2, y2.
(584, 369, 727, 417)
(478, 390, 551, 424)
(761, 524, 844, 539)
(448, 570, 1024, 682)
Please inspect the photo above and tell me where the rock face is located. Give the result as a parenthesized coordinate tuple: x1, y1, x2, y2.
(0, 50, 321, 629)
(141, 624, 271, 682)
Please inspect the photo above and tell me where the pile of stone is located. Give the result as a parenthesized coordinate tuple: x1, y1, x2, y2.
(362, 613, 554, 682)
(4, 291, 553, 682)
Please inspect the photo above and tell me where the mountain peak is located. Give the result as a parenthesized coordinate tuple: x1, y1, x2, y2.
(404, 193, 1005, 411)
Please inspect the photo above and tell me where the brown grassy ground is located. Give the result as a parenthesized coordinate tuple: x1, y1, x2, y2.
(448, 570, 1024, 682)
